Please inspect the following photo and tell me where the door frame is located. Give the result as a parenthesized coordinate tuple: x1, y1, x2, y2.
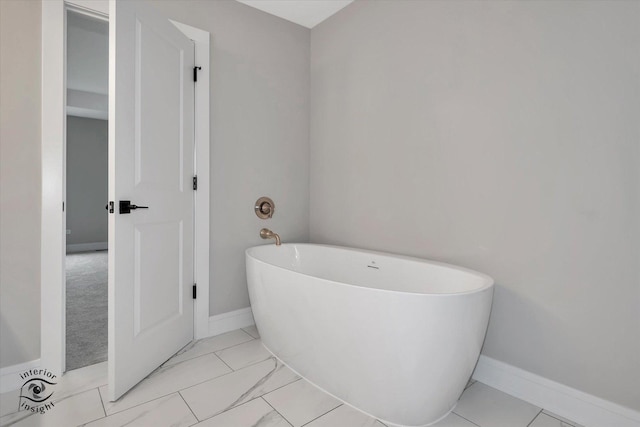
(41, 0, 210, 376)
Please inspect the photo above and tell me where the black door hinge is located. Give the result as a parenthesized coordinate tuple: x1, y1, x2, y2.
(192, 284, 197, 299)
(193, 175, 197, 191)
(193, 66, 201, 82)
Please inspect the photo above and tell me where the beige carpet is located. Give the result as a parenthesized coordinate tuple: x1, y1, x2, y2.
(65, 251, 107, 371)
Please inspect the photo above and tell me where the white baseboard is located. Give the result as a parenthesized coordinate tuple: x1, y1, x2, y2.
(208, 307, 255, 337)
(66, 241, 107, 253)
(473, 355, 640, 427)
(0, 359, 40, 393)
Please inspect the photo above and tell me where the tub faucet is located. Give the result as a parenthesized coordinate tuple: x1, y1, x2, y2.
(260, 228, 281, 246)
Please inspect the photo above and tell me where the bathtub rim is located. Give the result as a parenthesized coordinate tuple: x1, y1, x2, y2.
(246, 243, 494, 297)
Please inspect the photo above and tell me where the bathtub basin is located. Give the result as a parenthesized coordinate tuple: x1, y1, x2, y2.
(246, 243, 493, 427)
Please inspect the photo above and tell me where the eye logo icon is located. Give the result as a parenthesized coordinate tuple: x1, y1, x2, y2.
(23, 379, 53, 403)
(18, 368, 57, 414)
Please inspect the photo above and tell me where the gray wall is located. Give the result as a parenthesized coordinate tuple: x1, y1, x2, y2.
(310, 0, 640, 411)
(0, 0, 42, 368)
(152, 0, 310, 315)
(66, 116, 108, 247)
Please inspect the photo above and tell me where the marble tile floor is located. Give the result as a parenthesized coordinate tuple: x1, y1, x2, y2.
(0, 326, 583, 427)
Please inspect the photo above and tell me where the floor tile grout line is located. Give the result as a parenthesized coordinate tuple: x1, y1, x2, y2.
(214, 339, 269, 360)
(300, 403, 344, 427)
(452, 381, 483, 427)
(1, 409, 33, 425)
(459, 381, 566, 427)
(262, 377, 303, 400)
(238, 328, 257, 340)
(298, 403, 344, 427)
(465, 380, 479, 391)
(153, 352, 235, 385)
(208, 331, 257, 355)
(78, 411, 109, 427)
(205, 371, 303, 420)
(261, 377, 344, 427)
(450, 411, 482, 427)
(47, 377, 109, 405)
(163, 335, 256, 368)
(241, 327, 260, 339)
(102, 390, 184, 418)
(88, 392, 196, 426)
(541, 410, 579, 427)
(177, 390, 200, 422)
(213, 351, 235, 372)
(205, 354, 278, 382)
(526, 408, 544, 427)
(192, 396, 265, 424)
(215, 354, 275, 372)
(96, 386, 108, 419)
(164, 328, 258, 372)
(165, 349, 218, 370)
(261, 396, 295, 427)
(0, 400, 21, 418)
(183, 395, 291, 426)
(165, 339, 201, 364)
(213, 339, 267, 359)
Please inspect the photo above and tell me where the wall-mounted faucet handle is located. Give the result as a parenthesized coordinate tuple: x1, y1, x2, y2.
(259, 202, 271, 215)
(260, 228, 281, 246)
(255, 197, 275, 219)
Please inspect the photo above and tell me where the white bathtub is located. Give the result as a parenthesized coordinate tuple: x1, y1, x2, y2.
(246, 244, 494, 427)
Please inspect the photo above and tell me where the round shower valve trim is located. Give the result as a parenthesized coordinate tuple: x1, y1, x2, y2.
(254, 197, 275, 219)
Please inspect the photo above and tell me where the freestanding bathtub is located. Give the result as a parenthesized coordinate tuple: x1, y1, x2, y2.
(246, 244, 494, 427)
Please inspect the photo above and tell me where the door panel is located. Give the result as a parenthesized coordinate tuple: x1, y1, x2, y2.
(133, 220, 183, 336)
(108, 0, 195, 401)
(137, 18, 186, 190)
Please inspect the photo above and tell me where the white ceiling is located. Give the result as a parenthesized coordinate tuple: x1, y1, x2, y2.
(67, 11, 108, 95)
(67, 11, 108, 120)
(235, 0, 354, 28)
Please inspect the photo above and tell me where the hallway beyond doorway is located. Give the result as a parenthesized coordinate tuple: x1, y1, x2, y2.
(66, 250, 107, 371)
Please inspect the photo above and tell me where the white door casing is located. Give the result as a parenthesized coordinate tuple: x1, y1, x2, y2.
(108, 0, 195, 400)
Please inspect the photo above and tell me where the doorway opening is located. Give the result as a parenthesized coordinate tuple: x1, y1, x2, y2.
(65, 10, 109, 372)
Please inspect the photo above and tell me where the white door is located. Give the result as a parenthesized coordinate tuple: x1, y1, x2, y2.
(108, 0, 195, 401)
